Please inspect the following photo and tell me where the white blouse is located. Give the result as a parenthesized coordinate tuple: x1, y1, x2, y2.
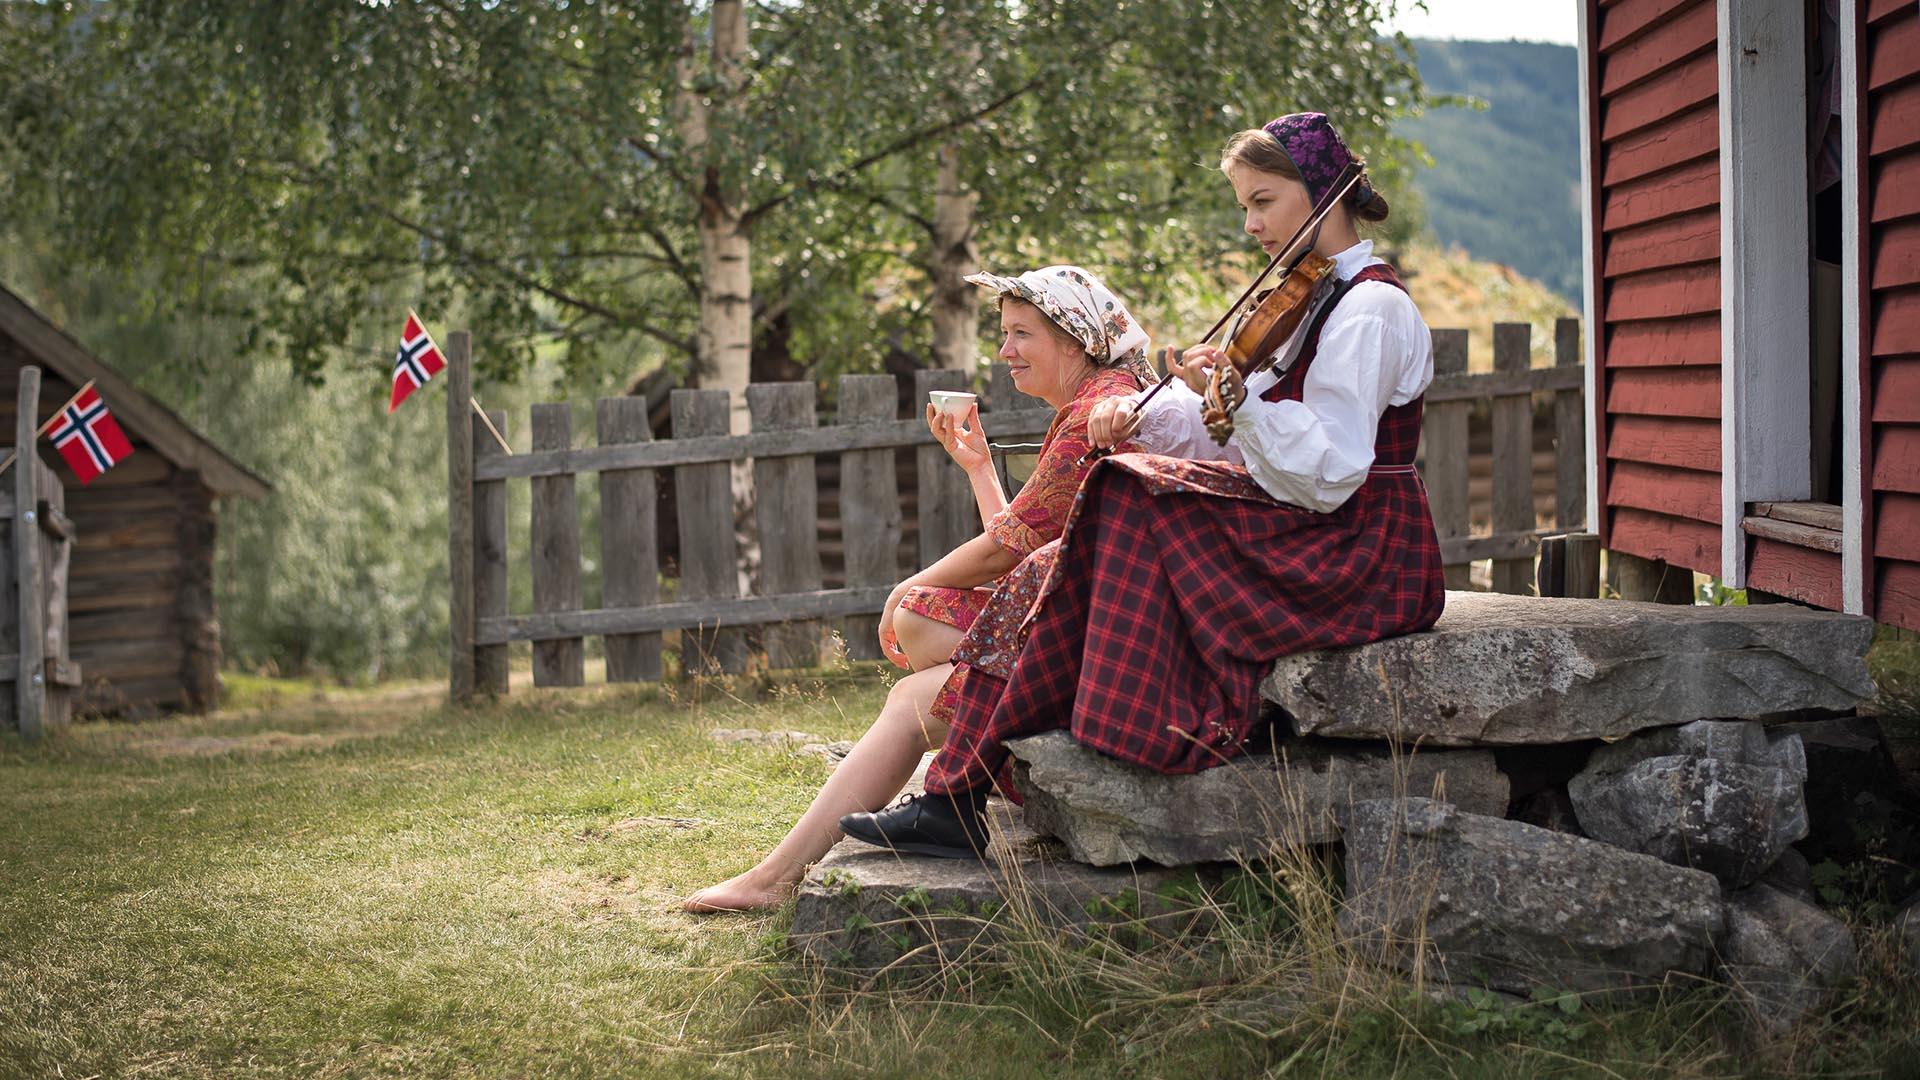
(1127, 240, 1433, 512)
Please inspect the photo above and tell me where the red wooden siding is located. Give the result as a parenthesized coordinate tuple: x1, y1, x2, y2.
(1591, 0, 1723, 574)
(1868, 0, 1920, 629)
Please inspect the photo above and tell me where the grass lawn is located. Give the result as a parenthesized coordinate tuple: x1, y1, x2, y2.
(3, 664, 1918, 1078)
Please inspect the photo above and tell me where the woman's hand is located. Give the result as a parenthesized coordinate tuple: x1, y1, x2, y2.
(1176, 345, 1225, 396)
(927, 402, 991, 475)
(876, 579, 916, 670)
(1087, 397, 1144, 450)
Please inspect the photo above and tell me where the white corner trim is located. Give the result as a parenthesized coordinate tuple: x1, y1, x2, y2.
(1579, 0, 1602, 538)
(1840, 2, 1866, 614)
(1719, 0, 1814, 589)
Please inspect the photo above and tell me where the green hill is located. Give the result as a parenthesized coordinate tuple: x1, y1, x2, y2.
(1400, 39, 1583, 302)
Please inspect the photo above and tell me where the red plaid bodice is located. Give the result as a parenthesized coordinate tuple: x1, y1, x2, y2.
(1257, 263, 1422, 470)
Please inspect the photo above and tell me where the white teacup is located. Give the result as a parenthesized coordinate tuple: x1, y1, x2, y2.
(928, 390, 977, 418)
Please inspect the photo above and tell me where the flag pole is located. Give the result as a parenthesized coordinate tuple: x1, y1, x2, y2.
(0, 379, 98, 476)
(470, 396, 512, 455)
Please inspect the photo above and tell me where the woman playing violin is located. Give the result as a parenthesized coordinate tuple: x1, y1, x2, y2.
(841, 111, 1447, 857)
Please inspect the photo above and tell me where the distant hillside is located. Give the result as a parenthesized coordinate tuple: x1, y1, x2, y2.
(1396, 241, 1577, 372)
(1399, 39, 1583, 302)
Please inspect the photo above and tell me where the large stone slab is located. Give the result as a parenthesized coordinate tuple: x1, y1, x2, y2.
(1340, 798, 1725, 995)
(1568, 720, 1808, 887)
(1266, 591, 1874, 746)
(789, 805, 1210, 971)
(1006, 731, 1509, 867)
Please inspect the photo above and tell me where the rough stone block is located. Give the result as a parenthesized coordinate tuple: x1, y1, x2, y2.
(1340, 798, 1725, 995)
(1720, 883, 1858, 1034)
(1568, 720, 1808, 887)
(1006, 731, 1508, 867)
(1266, 592, 1874, 746)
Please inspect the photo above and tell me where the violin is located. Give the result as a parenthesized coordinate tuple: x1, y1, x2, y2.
(1081, 161, 1364, 463)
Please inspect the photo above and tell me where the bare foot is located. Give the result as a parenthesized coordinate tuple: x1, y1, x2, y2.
(681, 867, 799, 914)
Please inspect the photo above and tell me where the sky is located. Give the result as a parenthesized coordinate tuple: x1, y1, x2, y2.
(1382, 0, 1579, 45)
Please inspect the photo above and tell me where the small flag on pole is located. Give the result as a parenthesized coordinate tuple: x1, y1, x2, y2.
(47, 385, 134, 486)
(390, 310, 447, 413)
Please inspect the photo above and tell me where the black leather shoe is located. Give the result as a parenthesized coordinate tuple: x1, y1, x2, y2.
(840, 791, 990, 860)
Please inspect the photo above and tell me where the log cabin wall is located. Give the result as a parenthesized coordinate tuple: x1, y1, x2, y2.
(1865, 0, 1920, 630)
(1587, 0, 1725, 575)
(0, 338, 219, 714)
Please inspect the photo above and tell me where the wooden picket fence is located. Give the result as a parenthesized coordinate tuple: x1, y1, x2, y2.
(445, 319, 1592, 700)
(4, 367, 80, 737)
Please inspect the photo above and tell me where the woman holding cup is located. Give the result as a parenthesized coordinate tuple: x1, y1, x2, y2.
(684, 265, 1153, 912)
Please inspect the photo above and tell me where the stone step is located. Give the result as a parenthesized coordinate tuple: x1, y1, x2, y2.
(1264, 591, 1874, 746)
(1006, 731, 1509, 867)
(790, 804, 1211, 971)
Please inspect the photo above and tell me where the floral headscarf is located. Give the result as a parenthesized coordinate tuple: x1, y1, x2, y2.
(966, 265, 1155, 385)
(1262, 111, 1377, 211)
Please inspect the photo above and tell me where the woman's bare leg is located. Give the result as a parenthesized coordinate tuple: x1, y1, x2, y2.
(682, 664, 955, 913)
(894, 608, 966, 673)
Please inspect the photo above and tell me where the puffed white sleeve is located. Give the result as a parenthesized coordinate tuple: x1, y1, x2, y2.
(1229, 292, 1425, 511)
(1124, 376, 1243, 463)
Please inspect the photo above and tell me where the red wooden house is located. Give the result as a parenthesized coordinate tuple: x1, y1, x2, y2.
(1578, 0, 1920, 628)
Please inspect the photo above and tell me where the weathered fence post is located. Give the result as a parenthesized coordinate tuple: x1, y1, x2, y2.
(446, 332, 476, 703)
(1554, 317, 1586, 531)
(673, 389, 747, 674)
(530, 403, 584, 686)
(474, 409, 511, 695)
(1491, 323, 1535, 594)
(750, 382, 824, 669)
(596, 397, 662, 682)
(915, 369, 978, 568)
(837, 375, 900, 661)
(1425, 329, 1472, 589)
(14, 367, 43, 738)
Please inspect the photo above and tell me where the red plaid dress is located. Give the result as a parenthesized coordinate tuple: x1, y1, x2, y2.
(926, 264, 1445, 797)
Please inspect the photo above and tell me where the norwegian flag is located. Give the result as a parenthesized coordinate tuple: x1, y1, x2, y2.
(390, 311, 447, 412)
(48, 387, 134, 486)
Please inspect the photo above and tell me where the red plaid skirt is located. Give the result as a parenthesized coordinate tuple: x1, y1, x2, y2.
(925, 453, 1446, 796)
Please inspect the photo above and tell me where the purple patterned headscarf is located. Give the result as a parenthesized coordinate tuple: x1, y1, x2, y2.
(1261, 112, 1374, 209)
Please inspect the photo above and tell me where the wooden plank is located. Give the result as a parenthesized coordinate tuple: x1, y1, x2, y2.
(1871, 286, 1920, 357)
(1870, 11, 1920, 91)
(1424, 329, 1472, 589)
(672, 389, 746, 675)
(478, 585, 896, 645)
(1608, 506, 1719, 574)
(1870, 0, 1915, 26)
(474, 410, 512, 694)
(1605, 263, 1720, 320)
(1563, 531, 1602, 599)
(1598, 0, 1692, 52)
(67, 515, 169, 552)
(1491, 324, 1535, 594)
(915, 369, 979, 569)
(445, 331, 476, 703)
(1439, 529, 1551, 566)
(1873, 358, 1920, 422)
(837, 375, 901, 660)
(68, 610, 180, 644)
(594, 398, 660, 684)
(1740, 515, 1845, 554)
(749, 382, 823, 670)
(1600, 0, 1716, 94)
(530, 403, 584, 687)
(64, 547, 180, 578)
(1602, 154, 1718, 232)
(1606, 415, 1721, 470)
(1753, 501, 1845, 531)
(1604, 313, 1721, 367)
(1878, 559, 1920, 632)
(1605, 366, 1720, 417)
(1874, 492, 1920, 561)
(172, 472, 214, 712)
(1426, 366, 1584, 402)
(475, 409, 1057, 482)
(1870, 153, 1920, 223)
(1869, 78, 1920, 157)
(66, 581, 173, 614)
(1535, 533, 1567, 598)
(1601, 208, 1718, 277)
(1553, 318, 1585, 530)
(1872, 424, 1920, 493)
(1602, 103, 1718, 187)
(1607, 459, 1722, 523)
(69, 637, 186, 681)
(1746, 540, 1844, 610)
(15, 367, 42, 738)
(1874, 218, 1920, 292)
(1601, 49, 1717, 141)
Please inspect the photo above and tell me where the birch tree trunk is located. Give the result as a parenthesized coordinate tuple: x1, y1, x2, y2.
(680, 0, 753, 435)
(929, 139, 980, 372)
